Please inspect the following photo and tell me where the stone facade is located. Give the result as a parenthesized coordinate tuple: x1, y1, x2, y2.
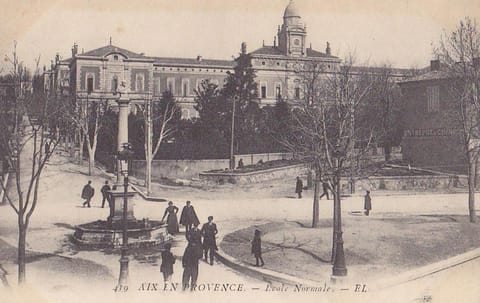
(43, 1, 347, 117)
(398, 60, 466, 173)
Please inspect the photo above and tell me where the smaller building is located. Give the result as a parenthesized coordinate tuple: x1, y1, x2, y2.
(398, 60, 466, 173)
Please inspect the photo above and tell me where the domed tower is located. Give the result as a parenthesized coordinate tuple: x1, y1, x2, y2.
(278, 0, 307, 57)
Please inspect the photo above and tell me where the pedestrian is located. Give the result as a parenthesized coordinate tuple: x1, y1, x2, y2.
(161, 201, 180, 235)
(364, 190, 372, 216)
(186, 222, 202, 245)
(179, 200, 200, 233)
(201, 216, 218, 265)
(295, 176, 303, 199)
(251, 229, 264, 267)
(160, 243, 175, 283)
(319, 180, 330, 200)
(237, 158, 244, 169)
(182, 242, 201, 291)
(81, 180, 95, 208)
(100, 180, 111, 208)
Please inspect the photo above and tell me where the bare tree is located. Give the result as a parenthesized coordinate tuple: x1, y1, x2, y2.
(140, 91, 180, 195)
(0, 42, 63, 284)
(280, 55, 381, 277)
(435, 17, 480, 223)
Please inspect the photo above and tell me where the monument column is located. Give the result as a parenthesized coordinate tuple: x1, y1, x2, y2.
(116, 95, 130, 184)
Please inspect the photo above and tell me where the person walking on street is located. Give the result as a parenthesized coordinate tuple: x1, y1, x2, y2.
(251, 229, 264, 267)
(81, 181, 95, 208)
(201, 216, 218, 265)
(182, 242, 201, 291)
(364, 190, 372, 216)
(100, 180, 111, 208)
(160, 243, 175, 283)
(295, 176, 303, 199)
(161, 201, 180, 235)
(180, 200, 200, 233)
(320, 181, 330, 200)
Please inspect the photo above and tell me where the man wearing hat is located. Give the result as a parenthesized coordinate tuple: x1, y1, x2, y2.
(201, 216, 218, 265)
(180, 200, 200, 233)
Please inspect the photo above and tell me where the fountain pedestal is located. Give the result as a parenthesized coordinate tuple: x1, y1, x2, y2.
(108, 188, 137, 227)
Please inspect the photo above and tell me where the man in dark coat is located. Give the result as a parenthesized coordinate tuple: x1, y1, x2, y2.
(319, 181, 330, 200)
(100, 180, 111, 208)
(364, 190, 372, 216)
(201, 216, 218, 265)
(180, 200, 200, 233)
(295, 176, 303, 199)
(182, 242, 201, 291)
(81, 180, 95, 208)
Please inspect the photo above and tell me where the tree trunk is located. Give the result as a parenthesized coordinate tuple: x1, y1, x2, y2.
(78, 133, 84, 166)
(144, 101, 152, 195)
(331, 172, 342, 263)
(468, 158, 477, 223)
(88, 154, 94, 176)
(17, 218, 26, 284)
(312, 171, 320, 228)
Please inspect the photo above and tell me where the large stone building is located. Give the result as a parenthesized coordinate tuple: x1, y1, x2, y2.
(43, 1, 357, 119)
(398, 59, 480, 173)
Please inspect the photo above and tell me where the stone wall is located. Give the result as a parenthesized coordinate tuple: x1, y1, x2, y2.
(130, 152, 294, 180)
(352, 175, 461, 192)
(199, 163, 308, 184)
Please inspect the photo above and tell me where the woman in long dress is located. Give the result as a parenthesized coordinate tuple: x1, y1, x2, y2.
(161, 201, 179, 234)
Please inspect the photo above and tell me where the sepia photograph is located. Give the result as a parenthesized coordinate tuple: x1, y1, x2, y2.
(0, 0, 479, 302)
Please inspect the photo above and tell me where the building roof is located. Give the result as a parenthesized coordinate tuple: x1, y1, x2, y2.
(284, 1, 301, 18)
(398, 70, 450, 84)
(151, 56, 234, 67)
(81, 45, 147, 59)
(250, 45, 338, 59)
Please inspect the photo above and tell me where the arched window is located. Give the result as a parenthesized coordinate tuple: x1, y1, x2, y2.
(136, 74, 145, 92)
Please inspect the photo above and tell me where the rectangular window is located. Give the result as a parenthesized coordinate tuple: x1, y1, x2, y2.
(275, 83, 282, 99)
(167, 78, 175, 94)
(154, 78, 160, 95)
(295, 87, 300, 99)
(182, 79, 190, 97)
(427, 86, 440, 112)
(87, 76, 94, 94)
(261, 84, 267, 99)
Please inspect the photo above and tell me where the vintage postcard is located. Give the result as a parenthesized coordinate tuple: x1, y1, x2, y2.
(0, 1, 479, 303)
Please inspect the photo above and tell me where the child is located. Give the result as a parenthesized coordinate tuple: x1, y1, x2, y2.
(160, 243, 175, 282)
(251, 229, 264, 267)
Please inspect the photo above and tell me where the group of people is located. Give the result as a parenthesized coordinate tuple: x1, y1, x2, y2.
(81, 180, 113, 209)
(159, 200, 219, 290)
(295, 176, 373, 215)
(159, 200, 266, 290)
(295, 176, 331, 200)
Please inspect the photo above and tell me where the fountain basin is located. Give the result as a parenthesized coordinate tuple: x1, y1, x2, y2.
(72, 220, 172, 248)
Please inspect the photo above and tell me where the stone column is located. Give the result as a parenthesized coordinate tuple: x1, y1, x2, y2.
(116, 96, 130, 183)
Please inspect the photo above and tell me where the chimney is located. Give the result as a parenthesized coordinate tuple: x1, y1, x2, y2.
(241, 42, 247, 55)
(55, 53, 60, 64)
(72, 43, 78, 58)
(197, 55, 202, 62)
(430, 59, 440, 71)
(326, 42, 331, 56)
(262, 40, 265, 47)
(473, 57, 480, 69)
(310, 43, 312, 49)
(274, 36, 277, 48)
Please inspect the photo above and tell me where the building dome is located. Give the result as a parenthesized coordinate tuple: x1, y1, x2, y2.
(284, 1, 301, 18)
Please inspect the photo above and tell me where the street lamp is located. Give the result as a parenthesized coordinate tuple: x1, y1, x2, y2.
(331, 145, 347, 280)
(116, 142, 134, 287)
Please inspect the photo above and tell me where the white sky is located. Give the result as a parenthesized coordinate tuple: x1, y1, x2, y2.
(0, 0, 479, 74)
